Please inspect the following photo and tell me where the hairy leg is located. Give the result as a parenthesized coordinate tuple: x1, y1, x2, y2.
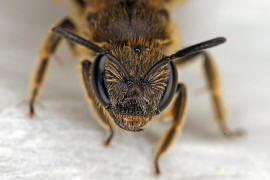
(175, 51, 244, 137)
(29, 18, 76, 117)
(81, 60, 114, 146)
(154, 83, 188, 175)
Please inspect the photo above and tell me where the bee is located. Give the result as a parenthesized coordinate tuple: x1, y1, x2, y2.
(28, 0, 244, 175)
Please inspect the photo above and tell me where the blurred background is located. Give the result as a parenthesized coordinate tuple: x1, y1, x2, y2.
(0, 0, 269, 179)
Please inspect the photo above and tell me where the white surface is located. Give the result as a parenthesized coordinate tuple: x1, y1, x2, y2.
(0, 0, 270, 179)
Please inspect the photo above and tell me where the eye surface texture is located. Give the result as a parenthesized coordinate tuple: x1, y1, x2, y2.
(91, 55, 111, 107)
(156, 62, 177, 112)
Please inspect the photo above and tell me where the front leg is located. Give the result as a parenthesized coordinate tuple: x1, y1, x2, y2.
(29, 18, 76, 117)
(81, 60, 114, 146)
(154, 83, 188, 175)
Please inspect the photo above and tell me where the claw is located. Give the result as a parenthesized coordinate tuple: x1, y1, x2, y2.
(223, 128, 246, 138)
(103, 140, 110, 147)
(155, 168, 161, 176)
(29, 105, 35, 118)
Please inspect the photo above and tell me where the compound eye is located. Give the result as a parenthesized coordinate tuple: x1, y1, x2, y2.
(158, 62, 178, 112)
(91, 55, 111, 107)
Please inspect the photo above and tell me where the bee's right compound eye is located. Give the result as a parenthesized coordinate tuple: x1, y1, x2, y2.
(92, 55, 111, 108)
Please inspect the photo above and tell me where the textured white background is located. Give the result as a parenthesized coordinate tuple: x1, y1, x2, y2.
(0, 0, 270, 179)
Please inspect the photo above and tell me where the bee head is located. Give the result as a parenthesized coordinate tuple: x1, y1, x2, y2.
(53, 27, 226, 132)
(102, 40, 174, 131)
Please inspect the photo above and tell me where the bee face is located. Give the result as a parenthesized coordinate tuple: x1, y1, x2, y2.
(104, 40, 169, 131)
(52, 28, 223, 133)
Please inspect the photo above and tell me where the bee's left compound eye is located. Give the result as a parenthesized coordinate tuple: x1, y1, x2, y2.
(158, 62, 178, 112)
(92, 55, 111, 108)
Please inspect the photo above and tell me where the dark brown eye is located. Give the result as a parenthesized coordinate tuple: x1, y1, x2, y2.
(134, 47, 141, 54)
(157, 62, 178, 112)
(92, 55, 111, 107)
